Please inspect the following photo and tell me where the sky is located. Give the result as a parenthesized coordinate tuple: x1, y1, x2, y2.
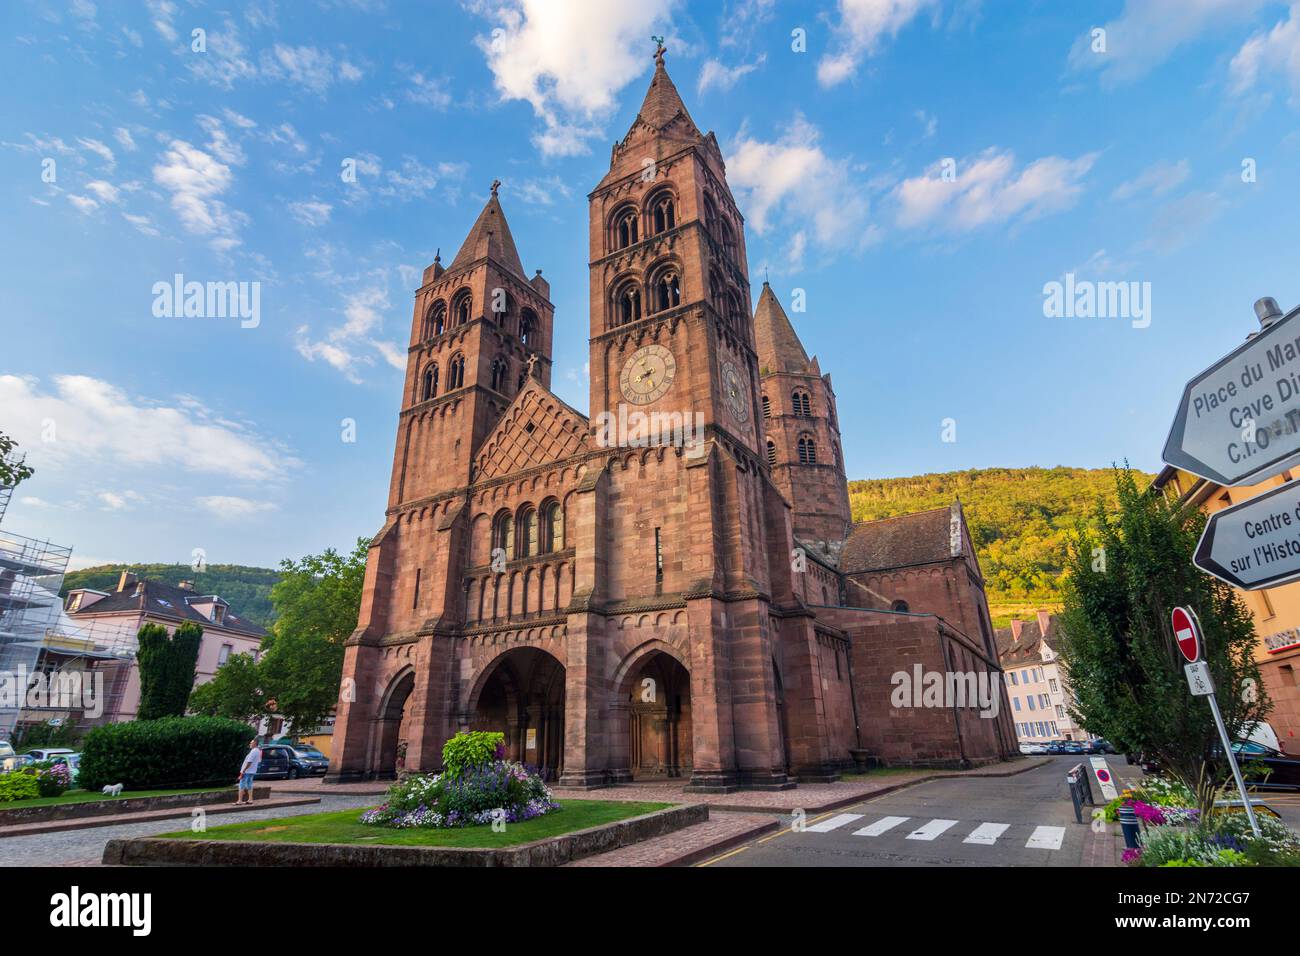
(3, 0, 1300, 572)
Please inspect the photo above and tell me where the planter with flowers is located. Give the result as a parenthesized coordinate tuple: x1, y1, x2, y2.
(360, 731, 559, 830)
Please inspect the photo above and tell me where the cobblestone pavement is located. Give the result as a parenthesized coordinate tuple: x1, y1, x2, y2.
(0, 794, 378, 867)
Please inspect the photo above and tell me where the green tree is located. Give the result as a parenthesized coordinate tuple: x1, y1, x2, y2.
(1059, 468, 1270, 816)
(136, 621, 203, 720)
(0, 432, 35, 489)
(187, 652, 265, 721)
(259, 539, 369, 733)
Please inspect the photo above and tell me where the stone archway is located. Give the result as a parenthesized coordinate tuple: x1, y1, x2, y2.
(373, 668, 414, 778)
(614, 647, 692, 781)
(468, 646, 565, 780)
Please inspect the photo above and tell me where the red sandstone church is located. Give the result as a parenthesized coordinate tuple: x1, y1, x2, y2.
(327, 49, 1016, 791)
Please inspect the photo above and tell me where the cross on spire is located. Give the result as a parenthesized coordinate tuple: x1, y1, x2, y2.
(491, 178, 501, 197)
(652, 35, 666, 63)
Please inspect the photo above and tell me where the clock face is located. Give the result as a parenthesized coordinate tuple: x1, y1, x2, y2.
(721, 361, 749, 423)
(619, 344, 677, 405)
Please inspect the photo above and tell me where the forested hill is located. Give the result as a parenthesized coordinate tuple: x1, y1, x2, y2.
(60, 563, 280, 628)
(847, 467, 1154, 620)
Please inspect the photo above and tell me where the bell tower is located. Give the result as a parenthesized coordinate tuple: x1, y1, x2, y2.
(587, 43, 762, 457)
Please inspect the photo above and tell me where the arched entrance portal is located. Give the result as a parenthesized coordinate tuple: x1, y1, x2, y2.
(626, 650, 692, 779)
(470, 647, 565, 780)
(374, 669, 414, 778)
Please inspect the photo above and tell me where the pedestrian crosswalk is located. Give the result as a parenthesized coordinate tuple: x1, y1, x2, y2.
(796, 813, 1068, 850)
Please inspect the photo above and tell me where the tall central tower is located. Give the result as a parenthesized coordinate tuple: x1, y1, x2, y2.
(587, 45, 762, 458)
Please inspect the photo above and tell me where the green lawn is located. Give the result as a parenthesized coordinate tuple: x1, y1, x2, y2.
(159, 799, 673, 848)
(2, 786, 232, 809)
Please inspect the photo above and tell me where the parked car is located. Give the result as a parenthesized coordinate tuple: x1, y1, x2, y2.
(0, 740, 19, 773)
(1045, 741, 1067, 755)
(1062, 741, 1086, 754)
(25, 748, 76, 763)
(1019, 743, 1048, 755)
(1230, 741, 1300, 792)
(288, 747, 329, 777)
(1085, 739, 1115, 754)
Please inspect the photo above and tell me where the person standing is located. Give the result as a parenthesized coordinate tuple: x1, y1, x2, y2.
(236, 738, 262, 805)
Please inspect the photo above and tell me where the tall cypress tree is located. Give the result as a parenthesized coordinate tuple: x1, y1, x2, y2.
(1059, 468, 1270, 815)
(136, 621, 204, 720)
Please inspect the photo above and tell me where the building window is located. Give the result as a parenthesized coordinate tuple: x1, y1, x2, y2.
(1028, 697, 1036, 711)
(218, 643, 232, 666)
(891, 599, 909, 612)
(452, 290, 472, 326)
(492, 511, 514, 558)
(519, 309, 537, 347)
(489, 357, 507, 392)
(213, 605, 225, 625)
(1013, 697, 1021, 711)
(793, 390, 812, 416)
(421, 364, 438, 401)
(1048, 678, 1058, 693)
(541, 500, 563, 553)
(424, 300, 446, 338)
(797, 436, 817, 464)
(611, 206, 639, 249)
(412, 568, 421, 610)
(654, 527, 663, 581)
(613, 281, 641, 327)
(67, 593, 82, 612)
(761, 395, 771, 419)
(448, 354, 466, 390)
(649, 267, 681, 313)
(1009, 671, 1018, 685)
(649, 193, 676, 234)
(517, 506, 538, 558)
(766, 440, 777, 467)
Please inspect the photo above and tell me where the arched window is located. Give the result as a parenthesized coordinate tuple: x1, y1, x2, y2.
(489, 357, 507, 392)
(891, 599, 910, 613)
(766, 440, 777, 467)
(797, 436, 817, 464)
(720, 218, 736, 261)
(452, 289, 472, 326)
(424, 300, 446, 339)
(793, 390, 812, 417)
(541, 500, 563, 553)
(517, 506, 538, 558)
(650, 266, 681, 313)
(613, 280, 641, 327)
(726, 289, 743, 329)
(492, 510, 514, 558)
(761, 395, 771, 419)
(611, 205, 639, 250)
(650, 192, 676, 234)
(448, 353, 466, 390)
(491, 289, 512, 328)
(519, 308, 537, 346)
(421, 364, 438, 401)
(703, 195, 719, 236)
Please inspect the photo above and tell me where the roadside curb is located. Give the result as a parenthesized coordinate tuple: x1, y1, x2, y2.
(668, 817, 781, 866)
(0, 796, 321, 839)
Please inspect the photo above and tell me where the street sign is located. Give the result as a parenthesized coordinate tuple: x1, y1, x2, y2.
(1192, 478, 1300, 590)
(1089, 756, 1119, 800)
(1163, 304, 1300, 486)
(1185, 661, 1215, 696)
(1171, 606, 1201, 663)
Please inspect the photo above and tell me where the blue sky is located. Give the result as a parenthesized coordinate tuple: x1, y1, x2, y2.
(3, 0, 1300, 571)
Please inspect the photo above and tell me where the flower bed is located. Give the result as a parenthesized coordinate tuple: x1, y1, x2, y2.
(1118, 774, 1300, 867)
(360, 731, 559, 830)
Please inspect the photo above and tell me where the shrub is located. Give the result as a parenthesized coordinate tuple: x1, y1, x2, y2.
(1135, 810, 1300, 867)
(29, 762, 72, 798)
(136, 622, 203, 720)
(441, 731, 505, 780)
(0, 773, 40, 803)
(361, 760, 556, 829)
(78, 716, 252, 791)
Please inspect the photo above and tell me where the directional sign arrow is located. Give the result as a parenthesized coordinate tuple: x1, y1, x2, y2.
(1193, 479, 1300, 590)
(1164, 303, 1300, 486)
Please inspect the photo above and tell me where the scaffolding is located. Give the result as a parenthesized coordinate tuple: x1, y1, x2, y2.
(0, 528, 73, 738)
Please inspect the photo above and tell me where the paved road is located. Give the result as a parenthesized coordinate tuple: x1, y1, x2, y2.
(707, 755, 1143, 867)
(0, 793, 377, 867)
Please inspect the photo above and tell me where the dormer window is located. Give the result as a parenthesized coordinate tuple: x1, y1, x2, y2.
(213, 605, 225, 625)
(67, 593, 82, 612)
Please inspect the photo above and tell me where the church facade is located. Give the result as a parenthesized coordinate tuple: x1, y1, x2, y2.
(326, 51, 1016, 791)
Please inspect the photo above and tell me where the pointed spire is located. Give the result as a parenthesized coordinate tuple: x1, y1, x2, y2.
(628, 39, 699, 136)
(754, 283, 811, 373)
(447, 183, 527, 280)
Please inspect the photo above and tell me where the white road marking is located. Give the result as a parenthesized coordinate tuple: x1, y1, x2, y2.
(906, 818, 959, 841)
(853, 815, 910, 837)
(804, 813, 863, 833)
(1025, 825, 1066, 850)
(963, 822, 1010, 845)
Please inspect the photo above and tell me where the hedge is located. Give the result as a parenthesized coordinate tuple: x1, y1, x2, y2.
(78, 716, 254, 791)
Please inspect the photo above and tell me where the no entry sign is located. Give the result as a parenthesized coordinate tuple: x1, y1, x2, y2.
(1171, 606, 1201, 663)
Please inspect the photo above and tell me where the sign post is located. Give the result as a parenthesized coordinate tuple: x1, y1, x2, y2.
(1170, 607, 1261, 837)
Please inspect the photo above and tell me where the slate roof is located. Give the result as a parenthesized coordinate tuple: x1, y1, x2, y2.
(995, 616, 1058, 667)
(447, 191, 528, 281)
(67, 578, 267, 638)
(754, 282, 810, 374)
(840, 506, 956, 574)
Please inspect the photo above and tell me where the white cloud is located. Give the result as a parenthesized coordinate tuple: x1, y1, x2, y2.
(1110, 159, 1191, 202)
(1070, 0, 1269, 88)
(67, 194, 99, 214)
(698, 54, 765, 94)
(1229, 3, 1300, 104)
(726, 115, 875, 255)
(84, 180, 120, 204)
(152, 140, 243, 250)
(405, 71, 451, 108)
(893, 148, 1097, 233)
(513, 175, 573, 206)
(818, 0, 937, 88)
(260, 44, 359, 94)
(122, 212, 161, 236)
(197, 113, 247, 166)
(114, 127, 137, 151)
(195, 495, 276, 519)
(98, 490, 145, 512)
(147, 0, 178, 42)
(288, 199, 333, 226)
(295, 286, 404, 383)
(0, 374, 297, 482)
(471, 0, 680, 156)
(77, 137, 115, 168)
